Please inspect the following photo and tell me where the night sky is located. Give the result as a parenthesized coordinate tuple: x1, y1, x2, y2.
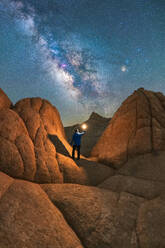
(0, 0, 165, 125)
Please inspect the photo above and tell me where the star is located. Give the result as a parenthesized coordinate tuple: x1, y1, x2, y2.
(121, 65, 127, 72)
(61, 63, 67, 68)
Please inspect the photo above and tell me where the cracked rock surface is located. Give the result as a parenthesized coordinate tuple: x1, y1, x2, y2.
(91, 88, 165, 169)
(41, 183, 145, 248)
(0, 90, 112, 185)
(0, 172, 83, 248)
(0, 88, 165, 247)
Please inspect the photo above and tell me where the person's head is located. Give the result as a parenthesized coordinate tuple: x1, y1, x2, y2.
(74, 128, 79, 133)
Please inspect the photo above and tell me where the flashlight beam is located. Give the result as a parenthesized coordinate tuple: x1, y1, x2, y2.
(81, 124, 87, 130)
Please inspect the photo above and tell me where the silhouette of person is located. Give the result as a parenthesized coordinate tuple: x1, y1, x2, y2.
(70, 128, 86, 160)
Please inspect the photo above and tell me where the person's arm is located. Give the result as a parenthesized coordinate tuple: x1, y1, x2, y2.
(78, 131, 86, 136)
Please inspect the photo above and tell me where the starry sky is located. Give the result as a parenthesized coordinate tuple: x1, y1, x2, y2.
(0, 0, 165, 126)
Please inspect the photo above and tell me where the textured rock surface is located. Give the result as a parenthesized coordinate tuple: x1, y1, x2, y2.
(14, 97, 71, 151)
(118, 151, 165, 182)
(0, 88, 12, 109)
(12, 97, 72, 183)
(65, 112, 111, 157)
(56, 153, 92, 185)
(42, 183, 145, 248)
(0, 95, 70, 183)
(0, 92, 112, 185)
(137, 196, 165, 247)
(57, 153, 114, 185)
(99, 174, 165, 200)
(1, 88, 165, 247)
(0, 105, 63, 183)
(75, 158, 115, 186)
(0, 172, 83, 248)
(91, 88, 165, 168)
(0, 170, 165, 248)
(0, 108, 36, 181)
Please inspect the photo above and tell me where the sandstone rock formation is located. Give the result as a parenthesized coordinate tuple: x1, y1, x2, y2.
(91, 88, 165, 168)
(0, 88, 12, 109)
(13, 98, 66, 183)
(0, 168, 165, 248)
(0, 105, 63, 184)
(99, 174, 165, 200)
(0, 91, 112, 185)
(0, 172, 83, 248)
(137, 195, 165, 247)
(0, 108, 37, 181)
(13, 97, 70, 153)
(65, 112, 111, 157)
(1, 88, 165, 247)
(41, 183, 145, 248)
(56, 153, 114, 186)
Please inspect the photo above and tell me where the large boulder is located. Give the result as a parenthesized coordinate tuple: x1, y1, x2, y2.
(0, 95, 66, 183)
(99, 174, 165, 200)
(42, 183, 145, 248)
(14, 98, 73, 156)
(0, 92, 111, 185)
(0, 88, 12, 109)
(91, 88, 165, 168)
(65, 112, 111, 157)
(118, 151, 165, 182)
(137, 195, 165, 247)
(1, 87, 165, 247)
(0, 170, 165, 248)
(0, 106, 63, 184)
(12, 97, 73, 183)
(0, 108, 36, 181)
(0, 172, 83, 248)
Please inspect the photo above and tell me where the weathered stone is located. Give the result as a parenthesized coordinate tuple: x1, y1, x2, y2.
(137, 196, 165, 247)
(0, 88, 12, 109)
(99, 174, 165, 200)
(57, 153, 114, 186)
(0, 171, 14, 198)
(0, 172, 83, 248)
(13, 97, 72, 183)
(0, 101, 64, 183)
(119, 151, 165, 182)
(75, 158, 115, 186)
(0, 109, 36, 181)
(0, 93, 113, 184)
(56, 153, 88, 184)
(14, 97, 66, 141)
(91, 89, 165, 168)
(42, 183, 144, 248)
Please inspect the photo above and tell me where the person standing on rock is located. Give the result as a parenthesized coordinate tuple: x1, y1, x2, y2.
(70, 129, 86, 160)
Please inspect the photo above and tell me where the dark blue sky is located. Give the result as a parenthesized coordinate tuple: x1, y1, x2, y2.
(0, 0, 165, 125)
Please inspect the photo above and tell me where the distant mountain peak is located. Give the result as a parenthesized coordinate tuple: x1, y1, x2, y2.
(89, 112, 102, 119)
(89, 112, 110, 121)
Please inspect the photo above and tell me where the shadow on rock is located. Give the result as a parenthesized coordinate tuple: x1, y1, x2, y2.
(48, 134, 70, 157)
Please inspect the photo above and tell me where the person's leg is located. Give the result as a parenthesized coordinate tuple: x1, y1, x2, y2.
(77, 145, 80, 159)
(72, 145, 76, 159)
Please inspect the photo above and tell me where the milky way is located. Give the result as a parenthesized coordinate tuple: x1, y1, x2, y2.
(0, 0, 165, 125)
